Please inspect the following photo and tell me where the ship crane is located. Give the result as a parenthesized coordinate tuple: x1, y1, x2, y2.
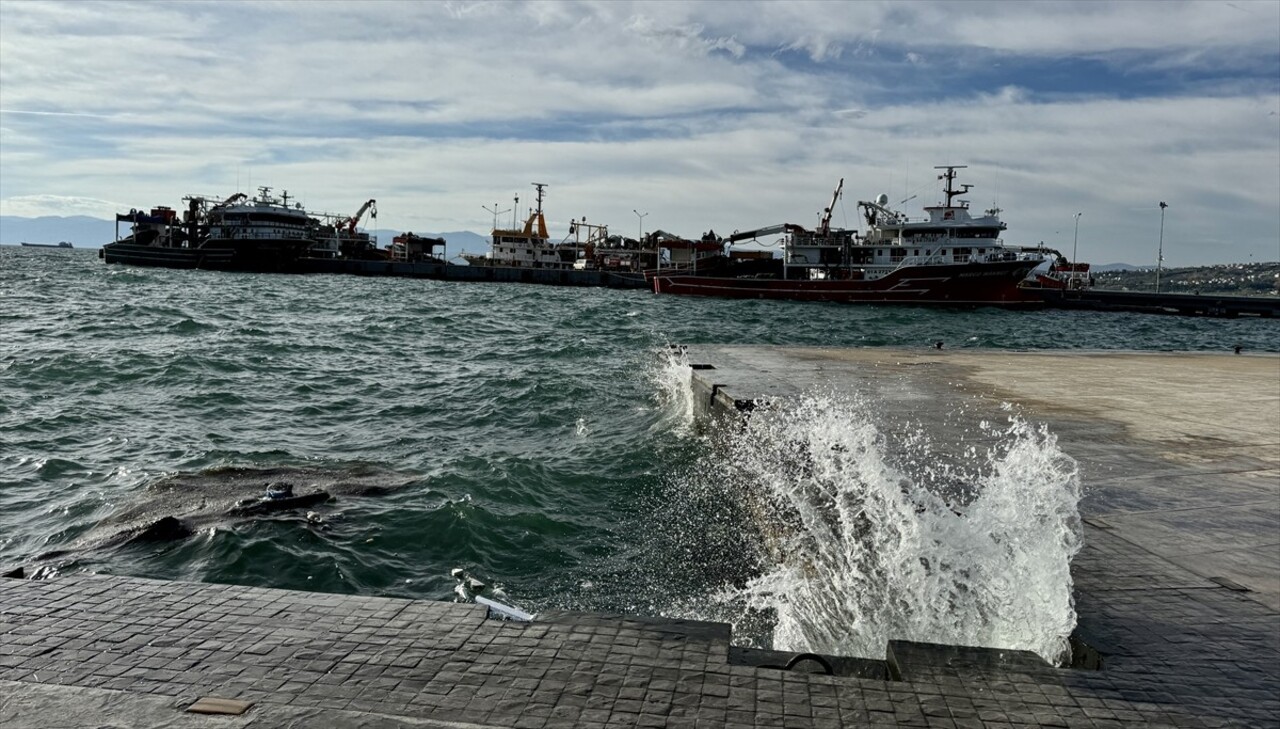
(817, 178, 844, 237)
(725, 222, 807, 244)
(344, 199, 377, 233)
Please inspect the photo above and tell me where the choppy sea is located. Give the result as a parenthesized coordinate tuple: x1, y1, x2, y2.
(2, 246, 1275, 662)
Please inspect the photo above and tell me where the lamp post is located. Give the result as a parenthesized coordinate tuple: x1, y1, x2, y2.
(1072, 212, 1082, 289)
(1156, 201, 1167, 293)
(482, 203, 510, 232)
(634, 208, 649, 269)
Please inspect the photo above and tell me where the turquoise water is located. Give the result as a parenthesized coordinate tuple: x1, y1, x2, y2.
(2, 246, 1275, 648)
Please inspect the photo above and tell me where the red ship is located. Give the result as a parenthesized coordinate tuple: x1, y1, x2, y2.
(653, 167, 1050, 307)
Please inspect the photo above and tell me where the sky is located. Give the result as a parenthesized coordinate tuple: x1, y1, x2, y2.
(1, 0, 1277, 266)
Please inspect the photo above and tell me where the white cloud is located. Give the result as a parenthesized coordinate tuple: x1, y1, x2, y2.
(0, 194, 125, 219)
(0, 0, 1276, 265)
(779, 35, 843, 63)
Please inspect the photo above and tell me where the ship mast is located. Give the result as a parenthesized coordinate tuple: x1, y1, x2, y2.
(935, 165, 973, 208)
(531, 183, 547, 215)
(528, 183, 549, 240)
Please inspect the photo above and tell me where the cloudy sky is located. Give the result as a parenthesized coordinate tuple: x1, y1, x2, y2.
(1, 0, 1277, 265)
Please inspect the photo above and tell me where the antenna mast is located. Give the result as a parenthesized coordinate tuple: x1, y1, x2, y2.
(531, 183, 548, 215)
(935, 165, 973, 208)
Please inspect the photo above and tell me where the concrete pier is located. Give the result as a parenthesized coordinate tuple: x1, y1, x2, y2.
(686, 346, 1279, 724)
(1036, 289, 1280, 318)
(3, 347, 1278, 727)
(298, 258, 649, 289)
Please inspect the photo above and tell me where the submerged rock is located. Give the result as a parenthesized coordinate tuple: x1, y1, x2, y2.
(35, 464, 420, 563)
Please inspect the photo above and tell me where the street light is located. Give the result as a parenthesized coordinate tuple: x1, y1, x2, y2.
(633, 209, 648, 241)
(1156, 201, 1168, 293)
(1072, 212, 1082, 289)
(482, 202, 510, 232)
(634, 208, 650, 271)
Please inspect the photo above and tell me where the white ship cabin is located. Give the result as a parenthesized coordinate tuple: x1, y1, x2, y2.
(663, 238, 724, 272)
(488, 210, 566, 267)
(784, 167, 1033, 281)
(308, 226, 375, 259)
(207, 188, 314, 243)
(483, 183, 579, 269)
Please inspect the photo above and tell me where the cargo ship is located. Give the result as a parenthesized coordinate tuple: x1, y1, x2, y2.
(101, 188, 321, 271)
(462, 183, 644, 273)
(653, 167, 1049, 306)
(455, 182, 661, 287)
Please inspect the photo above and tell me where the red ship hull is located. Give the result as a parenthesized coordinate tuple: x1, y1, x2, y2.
(653, 259, 1043, 306)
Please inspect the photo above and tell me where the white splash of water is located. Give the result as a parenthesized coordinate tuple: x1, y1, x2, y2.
(649, 347, 696, 436)
(705, 392, 1082, 665)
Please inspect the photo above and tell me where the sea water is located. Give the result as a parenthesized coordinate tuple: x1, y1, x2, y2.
(1, 246, 1274, 661)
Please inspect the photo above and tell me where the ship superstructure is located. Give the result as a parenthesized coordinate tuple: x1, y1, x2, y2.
(654, 167, 1048, 305)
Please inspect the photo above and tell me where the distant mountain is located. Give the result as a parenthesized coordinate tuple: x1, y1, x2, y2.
(0, 215, 118, 247)
(1092, 263, 1142, 272)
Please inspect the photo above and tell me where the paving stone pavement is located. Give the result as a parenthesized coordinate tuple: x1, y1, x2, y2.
(3, 348, 1278, 727)
(1, 560, 1276, 728)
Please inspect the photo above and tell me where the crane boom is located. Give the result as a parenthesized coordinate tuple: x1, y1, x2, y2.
(726, 222, 806, 243)
(347, 199, 377, 233)
(817, 178, 843, 236)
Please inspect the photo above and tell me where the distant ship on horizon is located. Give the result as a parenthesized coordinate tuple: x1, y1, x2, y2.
(20, 241, 74, 249)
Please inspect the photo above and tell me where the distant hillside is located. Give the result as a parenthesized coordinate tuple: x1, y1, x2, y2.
(0, 215, 118, 247)
(1092, 262, 1279, 296)
(0, 216, 490, 259)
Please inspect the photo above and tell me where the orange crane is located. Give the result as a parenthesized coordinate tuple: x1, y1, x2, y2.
(344, 199, 377, 233)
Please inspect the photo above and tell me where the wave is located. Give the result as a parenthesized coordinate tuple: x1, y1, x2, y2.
(671, 391, 1082, 665)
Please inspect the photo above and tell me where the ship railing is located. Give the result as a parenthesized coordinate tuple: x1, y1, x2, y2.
(977, 250, 1019, 263)
(217, 229, 313, 241)
(896, 254, 955, 268)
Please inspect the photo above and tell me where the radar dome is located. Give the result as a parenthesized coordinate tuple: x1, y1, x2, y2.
(875, 193, 889, 206)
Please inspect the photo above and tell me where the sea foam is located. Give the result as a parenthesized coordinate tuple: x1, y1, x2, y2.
(678, 389, 1082, 665)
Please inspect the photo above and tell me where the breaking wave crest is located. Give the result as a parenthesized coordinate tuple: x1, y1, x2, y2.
(650, 345, 696, 437)
(687, 392, 1082, 665)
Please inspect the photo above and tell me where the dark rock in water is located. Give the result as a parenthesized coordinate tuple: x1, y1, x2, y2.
(227, 490, 331, 516)
(128, 515, 193, 543)
(35, 464, 420, 562)
(264, 481, 294, 500)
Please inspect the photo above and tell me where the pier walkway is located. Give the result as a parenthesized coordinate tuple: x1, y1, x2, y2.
(3, 348, 1278, 727)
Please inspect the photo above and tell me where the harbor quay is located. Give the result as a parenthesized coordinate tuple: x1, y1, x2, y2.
(683, 346, 1279, 726)
(3, 349, 1279, 728)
